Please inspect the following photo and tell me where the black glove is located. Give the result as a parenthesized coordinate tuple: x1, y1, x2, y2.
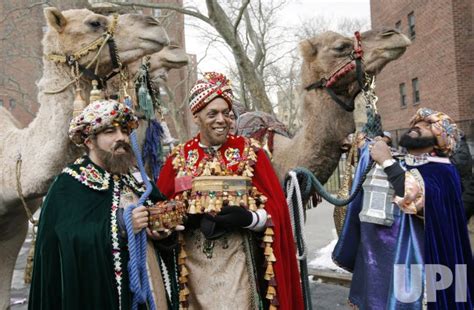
(207, 205, 253, 228)
(200, 216, 227, 240)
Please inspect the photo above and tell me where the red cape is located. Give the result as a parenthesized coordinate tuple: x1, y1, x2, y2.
(157, 134, 303, 310)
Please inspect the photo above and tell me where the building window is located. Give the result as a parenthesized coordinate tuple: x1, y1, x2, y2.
(0, 99, 3, 107)
(395, 20, 401, 31)
(399, 83, 407, 107)
(412, 78, 420, 104)
(153, 9, 161, 17)
(9, 98, 15, 110)
(408, 12, 415, 39)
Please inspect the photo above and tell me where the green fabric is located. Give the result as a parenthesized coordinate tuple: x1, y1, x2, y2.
(28, 157, 165, 310)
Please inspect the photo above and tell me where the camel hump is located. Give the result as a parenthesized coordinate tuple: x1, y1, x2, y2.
(236, 111, 291, 140)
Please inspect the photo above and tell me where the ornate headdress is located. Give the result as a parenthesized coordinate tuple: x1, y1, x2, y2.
(68, 99, 139, 146)
(409, 108, 459, 156)
(188, 72, 233, 114)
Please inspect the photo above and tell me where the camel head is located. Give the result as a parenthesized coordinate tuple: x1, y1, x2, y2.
(148, 45, 189, 84)
(42, 7, 170, 74)
(299, 28, 410, 101)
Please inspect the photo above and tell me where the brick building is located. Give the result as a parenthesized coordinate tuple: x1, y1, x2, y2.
(370, 0, 474, 145)
(0, 0, 195, 138)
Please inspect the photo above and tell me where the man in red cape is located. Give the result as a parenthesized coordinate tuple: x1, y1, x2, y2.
(157, 72, 303, 310)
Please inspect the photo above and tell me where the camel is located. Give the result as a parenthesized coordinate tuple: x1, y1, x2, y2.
(240, 29, 411, 184)
(0, 7, 169, 308)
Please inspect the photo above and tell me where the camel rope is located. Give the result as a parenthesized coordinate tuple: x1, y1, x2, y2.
(15, 154, 38, 226)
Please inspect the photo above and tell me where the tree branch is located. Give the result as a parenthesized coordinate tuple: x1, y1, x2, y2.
(111, 2, 211, 24)
(0, 1, 50, 25)
(233, 0, 250, 36)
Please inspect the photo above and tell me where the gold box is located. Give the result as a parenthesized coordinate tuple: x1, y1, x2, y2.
(188, 176, 255, 214)
(192, 176, 252, 192)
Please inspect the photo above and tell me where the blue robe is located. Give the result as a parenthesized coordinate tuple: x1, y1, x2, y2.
(333, 147, 473, 309)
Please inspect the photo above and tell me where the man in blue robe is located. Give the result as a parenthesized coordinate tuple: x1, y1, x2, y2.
(333, 108, 473, 309)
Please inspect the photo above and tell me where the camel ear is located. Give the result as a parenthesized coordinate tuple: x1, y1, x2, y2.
(44, 7, 67, 33)
(299, 39, 318, 62)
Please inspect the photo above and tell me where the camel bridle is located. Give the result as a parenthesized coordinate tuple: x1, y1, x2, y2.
(45, 14, 123, 93)
(304, 31, 369, 112)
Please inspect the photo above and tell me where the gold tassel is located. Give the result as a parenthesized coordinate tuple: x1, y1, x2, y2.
(188, 202, 197, 214)
(181, 265, 189, 276)
(264, 245, 273, 256)
(269, 305, 278, 310)
(267, 285, 276, 296)
(266, 252, 277, 262)
(264, 263, 274, 280)
(263, 235, 274, 243)
(179, 292, 187, 301)
(265, 227, 274, 235)
(89, 79, 104, 102)
(72, 87, 87, 118)
(179, 249, 187, 259)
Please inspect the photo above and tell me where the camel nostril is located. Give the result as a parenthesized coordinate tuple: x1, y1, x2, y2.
(381, 28, 400, 37)
(145, 16, 161, 26)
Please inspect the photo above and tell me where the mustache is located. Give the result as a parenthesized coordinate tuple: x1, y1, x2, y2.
(408, 127, 422, 135)
(113, 141, 132, 152)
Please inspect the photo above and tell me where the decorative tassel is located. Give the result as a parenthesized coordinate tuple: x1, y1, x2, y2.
(89, 80, 104, 102)
(266, 285, 276, 296)
(188, 201, 197, 214)
(142, 119, 164, 181)
(264, 263, 274, 280)
(181, 265, 189, 276)
(137, 84, 154, 120)
(72, 87, 87, 117)
(264, 245, 273, 256)
(263, 235, 274, 243)
(266, 252, 277, 262)
(265, 227, 274, 235)
(178, 232, 190, 308)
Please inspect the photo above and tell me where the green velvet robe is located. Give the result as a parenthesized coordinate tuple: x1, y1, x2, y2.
(28, 156, 165, 310)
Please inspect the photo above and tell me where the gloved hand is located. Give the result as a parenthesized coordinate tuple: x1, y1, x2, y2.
(207, 205, 253, 228)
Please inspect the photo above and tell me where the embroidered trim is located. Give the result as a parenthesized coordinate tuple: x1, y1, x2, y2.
(62, 164, 110, 191)
(111, 176, 122, 310)
(171, 136, 260, 178)
(403, 153, 451, 166)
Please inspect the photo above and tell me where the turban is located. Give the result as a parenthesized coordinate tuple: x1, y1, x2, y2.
(189, 72, 233, 114)
(69, 99, 139, 146)
(409, 108, 459, 156)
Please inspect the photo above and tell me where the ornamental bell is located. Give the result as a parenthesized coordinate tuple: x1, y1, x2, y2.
(359, 164, 395, 226)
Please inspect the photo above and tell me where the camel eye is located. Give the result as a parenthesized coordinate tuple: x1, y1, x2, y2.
(88, 20, 102, 29)
(333, 42, 351, 52)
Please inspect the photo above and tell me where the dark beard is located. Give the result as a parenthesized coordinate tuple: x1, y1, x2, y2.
(94, 141, 136, 175)
(399, 130, 436, 150)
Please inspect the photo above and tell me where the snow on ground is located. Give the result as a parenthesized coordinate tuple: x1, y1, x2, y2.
(308, 238, 349, 274)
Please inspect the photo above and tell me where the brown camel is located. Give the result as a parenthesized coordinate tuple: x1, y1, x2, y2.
(0, 7, 169, 308)
(255, 29, 410, 183)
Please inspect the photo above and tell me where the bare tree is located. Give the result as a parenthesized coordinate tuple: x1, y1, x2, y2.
(112, 0, 282, 114)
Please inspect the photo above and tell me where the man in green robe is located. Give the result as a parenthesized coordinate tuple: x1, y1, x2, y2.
(28, 99, 170, 309)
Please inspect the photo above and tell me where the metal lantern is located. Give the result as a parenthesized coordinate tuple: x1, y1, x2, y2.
(359, 164, 395, 226)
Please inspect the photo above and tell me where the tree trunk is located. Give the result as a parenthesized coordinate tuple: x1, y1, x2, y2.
(206, 1, 273, 114)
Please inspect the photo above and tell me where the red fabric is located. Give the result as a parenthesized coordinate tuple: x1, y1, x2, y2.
(157, 135, 304, 310)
